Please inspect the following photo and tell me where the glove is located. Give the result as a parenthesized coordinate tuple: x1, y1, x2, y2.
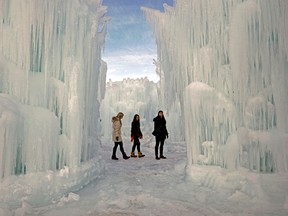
(166, 134, 169, 139)
(140, 135, 143, 139)
(130, 136, 134, 142)
(116, 136, 119, 141)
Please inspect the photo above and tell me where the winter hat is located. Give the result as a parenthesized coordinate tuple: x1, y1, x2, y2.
(117, 112, 124, 119)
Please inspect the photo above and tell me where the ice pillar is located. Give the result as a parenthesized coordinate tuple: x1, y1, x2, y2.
(0, 0, 108, 179)
(143, 0, 288, 172)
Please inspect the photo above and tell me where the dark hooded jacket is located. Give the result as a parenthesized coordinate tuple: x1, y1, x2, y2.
(152, 115, 168, 140)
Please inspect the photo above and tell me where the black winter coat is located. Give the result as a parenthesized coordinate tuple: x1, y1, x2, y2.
(152, 116, 168, 140)
(131, 121, 142, 139)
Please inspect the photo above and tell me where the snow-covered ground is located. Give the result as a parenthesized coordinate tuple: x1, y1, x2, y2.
(2, 136, 287, 216)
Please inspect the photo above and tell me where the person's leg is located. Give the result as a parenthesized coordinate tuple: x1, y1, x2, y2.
(119, 142, 130, 159)
(155, 136, 160, 160)
(160, 139, 166, 159)
(131, 141, 137, 157)
(112, 142, 119, 160)
(135, 138, 140, 153)
(132, 142, 136, 152)
(136, 138, 145, 157)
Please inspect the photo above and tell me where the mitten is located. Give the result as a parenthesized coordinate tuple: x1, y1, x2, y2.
(130, 136, 134, 142)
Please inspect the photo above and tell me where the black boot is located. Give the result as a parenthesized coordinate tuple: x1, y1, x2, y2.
(122, 152, 130, 160)
(111, 155, 118, 160)
(160, 145, 166, 159)
(123, 154, 130, 160)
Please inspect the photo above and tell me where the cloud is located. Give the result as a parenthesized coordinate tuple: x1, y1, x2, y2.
(103, 50, 158, 82)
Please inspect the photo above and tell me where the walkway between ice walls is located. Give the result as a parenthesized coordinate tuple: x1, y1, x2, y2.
(1, 0, 288, 207)
(142, 0, 288, 174)
(0, 0, 108, 186)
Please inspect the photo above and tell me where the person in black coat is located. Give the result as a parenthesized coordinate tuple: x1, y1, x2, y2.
(152, 110, 168, 160)
(130, 114, 145, 158)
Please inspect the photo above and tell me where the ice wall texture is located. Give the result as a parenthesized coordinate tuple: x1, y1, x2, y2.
(100, 78, 159, 143)
(0, 0, 108, 179)
(143, 0, 288, 172)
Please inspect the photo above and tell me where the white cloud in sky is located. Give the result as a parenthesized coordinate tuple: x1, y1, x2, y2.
(103, 50, 159, 82)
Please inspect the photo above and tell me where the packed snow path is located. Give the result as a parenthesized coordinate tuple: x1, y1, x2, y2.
(36, 142, 288, 216)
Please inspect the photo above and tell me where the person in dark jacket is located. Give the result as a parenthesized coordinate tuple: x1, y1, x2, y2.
(130, 114, 145, 158)
(152, 110, 168, 160)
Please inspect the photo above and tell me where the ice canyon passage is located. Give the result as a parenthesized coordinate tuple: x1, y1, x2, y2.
(0, 0, 288, 208)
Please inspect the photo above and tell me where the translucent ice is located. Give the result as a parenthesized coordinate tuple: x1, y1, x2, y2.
(0, 0, 107, 179)
(143, 0, 288, 172)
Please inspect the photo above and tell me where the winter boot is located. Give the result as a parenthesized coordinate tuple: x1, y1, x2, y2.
(138, 152, 145, 158)
(160, 146, 166, 159)
(131, 151, 137, 158)
(123, 153, 130, 160)
(111, 155, 118, 160)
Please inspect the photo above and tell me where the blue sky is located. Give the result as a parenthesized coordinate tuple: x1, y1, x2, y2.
(102, 0, 174, 82)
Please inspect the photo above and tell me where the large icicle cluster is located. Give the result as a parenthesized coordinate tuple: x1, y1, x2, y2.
(143, 0, 288, 172)
(100, 78, 158, 143)
(0, 0, 108, 179)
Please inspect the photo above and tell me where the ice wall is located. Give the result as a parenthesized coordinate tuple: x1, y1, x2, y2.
(100, 78, 158, 143)
(0, 0, 108, 179)
(143, 0, 288, 172)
